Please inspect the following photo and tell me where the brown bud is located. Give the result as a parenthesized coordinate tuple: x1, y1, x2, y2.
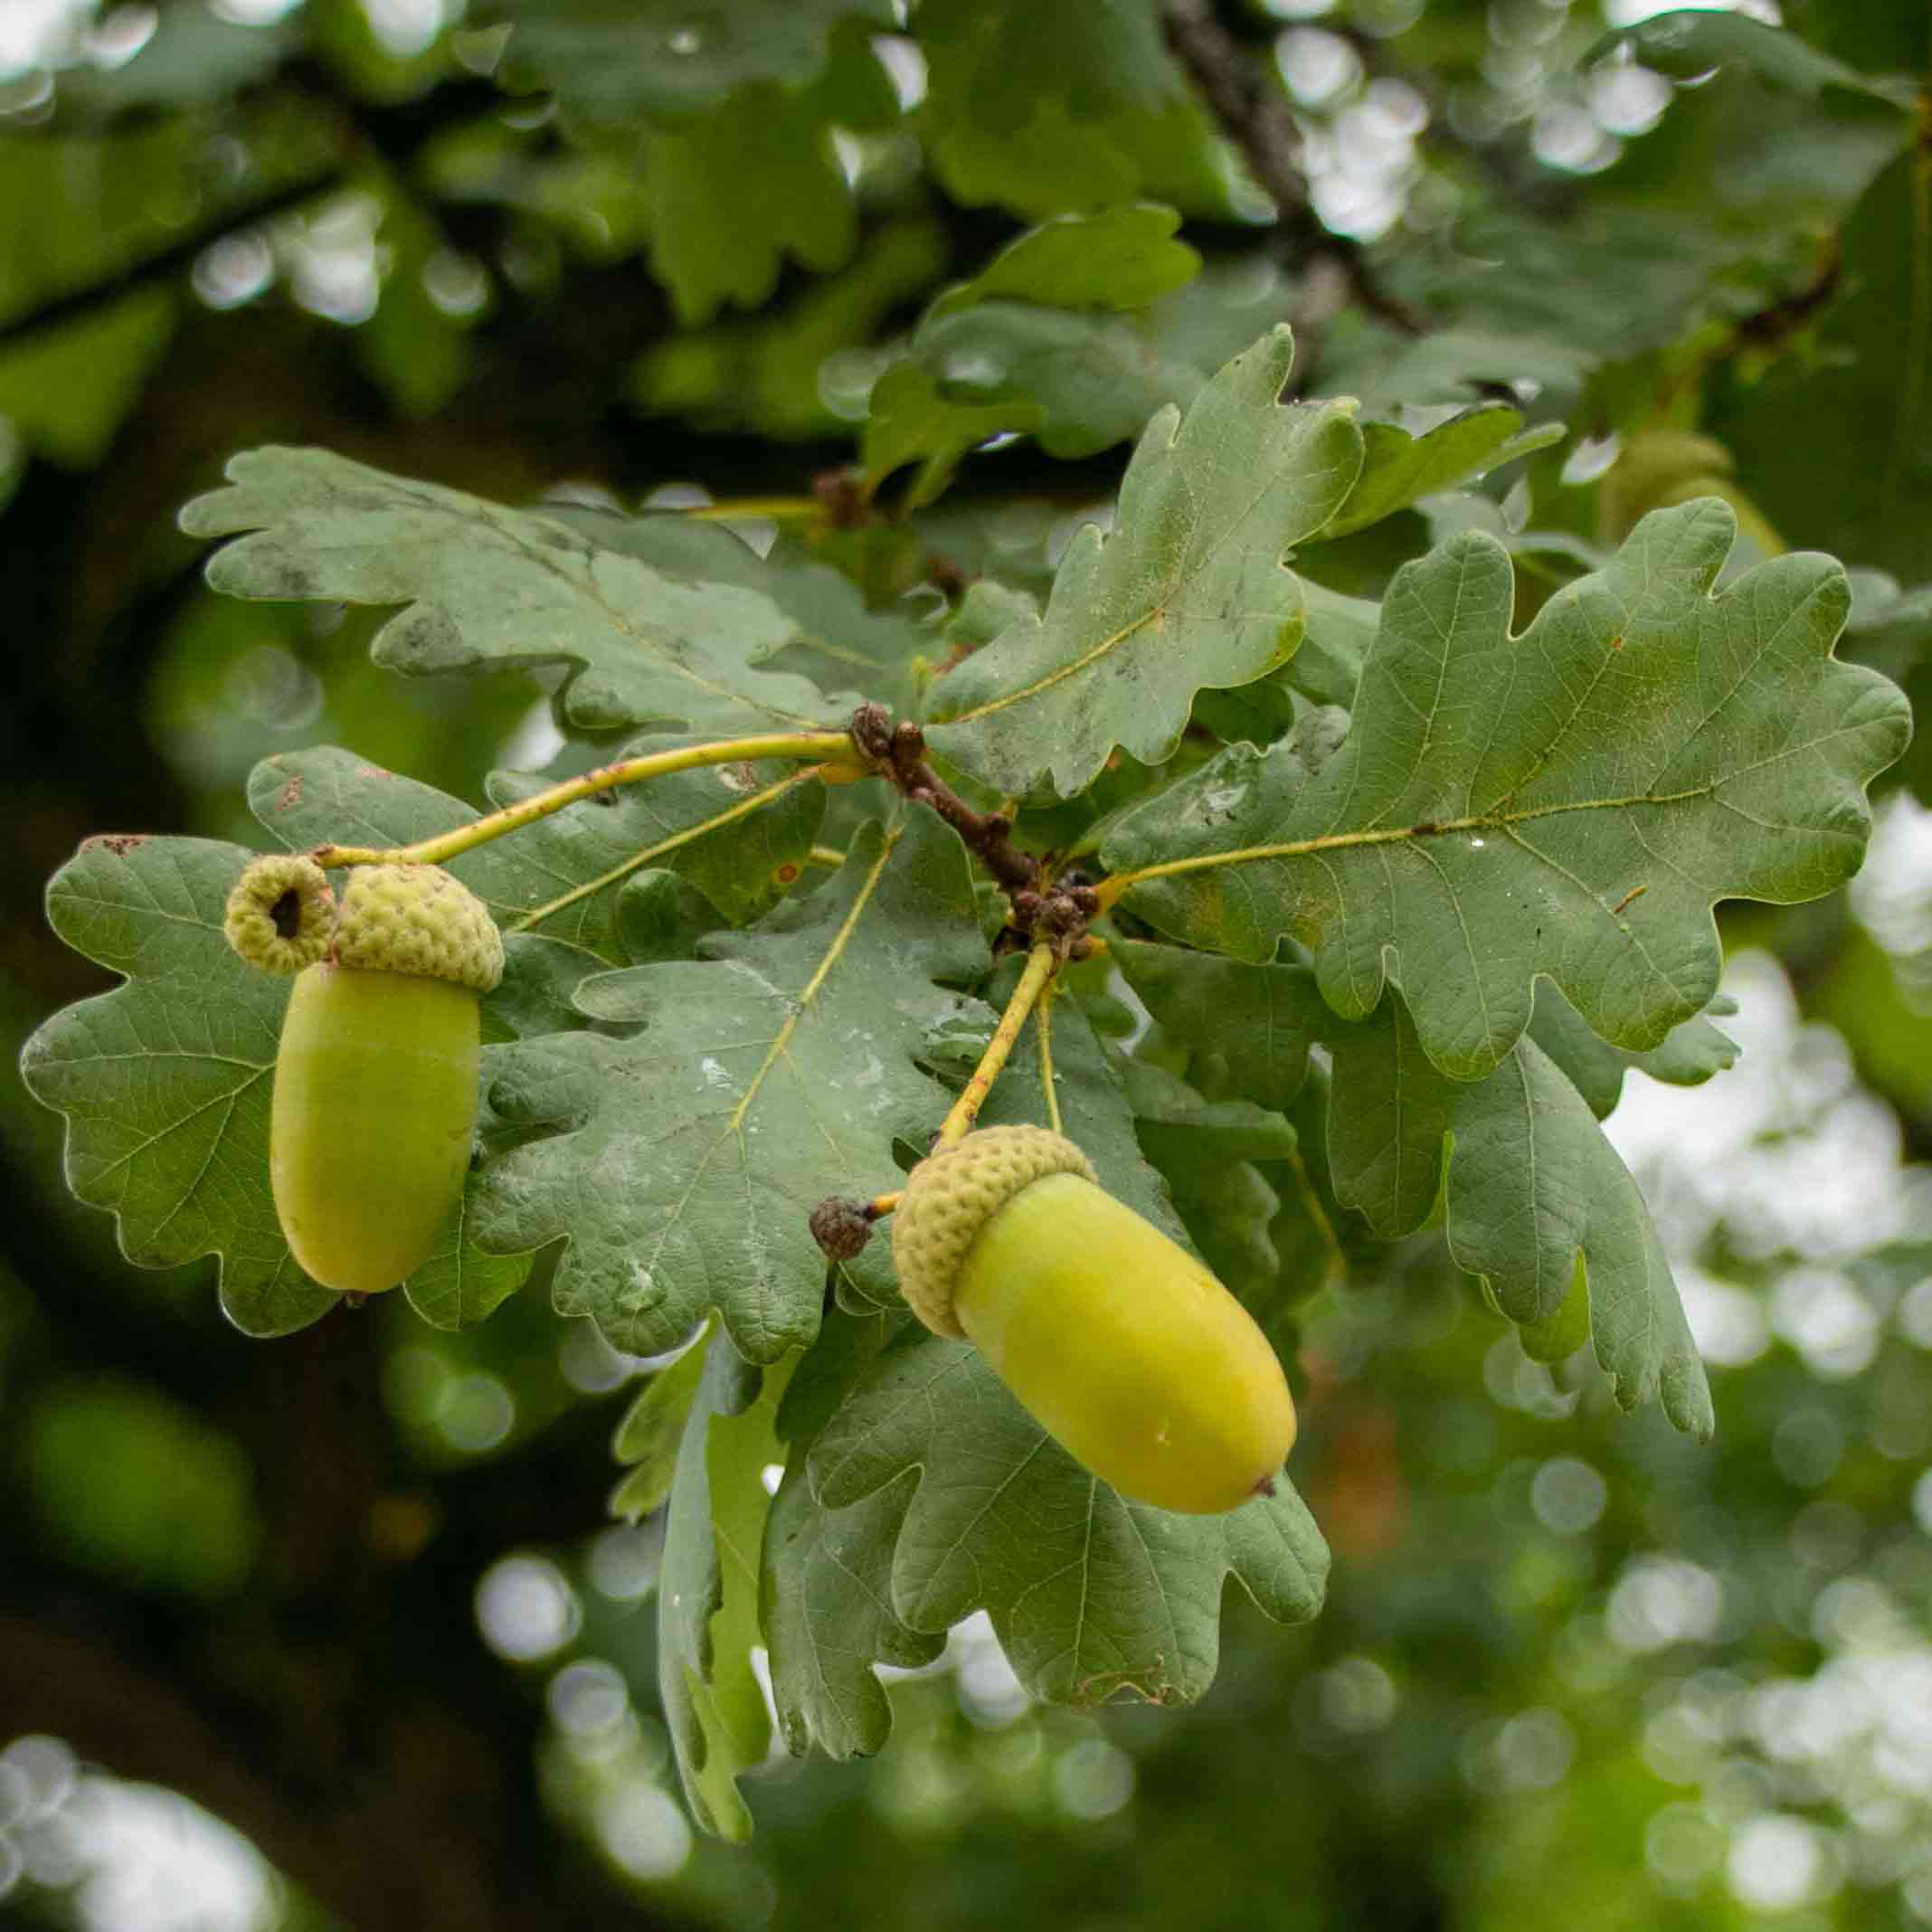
(810, 1196, 875, 1262)
(848, 703, 894, 763)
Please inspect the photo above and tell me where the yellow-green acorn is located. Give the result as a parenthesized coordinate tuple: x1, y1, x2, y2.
(225, 855, 503, 1295)
(892, 1125, 1296, 1514)
(1598, 428, 1785, 557)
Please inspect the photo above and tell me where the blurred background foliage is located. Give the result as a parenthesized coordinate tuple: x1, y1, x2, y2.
(0, 0, 1928, 1927)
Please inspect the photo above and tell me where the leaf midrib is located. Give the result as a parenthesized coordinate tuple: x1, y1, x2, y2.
(936, 412, 1344, 731)
(628, 832, 904, 1311)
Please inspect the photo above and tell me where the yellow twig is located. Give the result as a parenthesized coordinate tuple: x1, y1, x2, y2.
(684, 496, 823, 524)
(934, 943, 1058, 1151)
(311, 731, 852, 870)
(807, 844, 848, 869)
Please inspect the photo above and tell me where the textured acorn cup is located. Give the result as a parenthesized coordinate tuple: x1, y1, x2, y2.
(223, 852, 336, 974)
(230, 857, 504, 1296)
(893, 1125, 1297, 1514)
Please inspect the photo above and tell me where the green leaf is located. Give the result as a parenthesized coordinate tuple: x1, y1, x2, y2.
(912, 302, 1215, 462)
(939, 580, 1039, 662)
(1287, 582, 1379, 708)
(180, 449, 839, 734)
(472, 816, 990, 1362)
(1105, 502, 1909, 1079)
(401, 1194, 531, 1333)
(1325, 994, 1713, 1440)
(613, 870, 732, 966)
(25, 1377, 260, 1598)
(484, 0, 893, 123)
(1524, 982, 1738, 1122)
(52, 7, 293, 115)
(1782, 0, 1929, 75)
(1320, 408, 1565, 541)
(1387, 206, 1733, 367)
(1593, 10, 1916, 104)
(861, 362, 1045, 513)
(803, 1328, 1328, 1708)
(541, 509, 931, 717)
(927, 204, 1200, 320)
(631, 216, 950, 440)
(658, 1336, 790, 1842)
(1256, 1074, 1350, 1321)
(485, 937, 610, 1044)
(247, 743, 497, 865)
(923, 328, 1363, 797)
(1144, 254, 1303, 379)
(1110, 942, 1728, 1387)
(1316, 325, 1594, 419)
(1839, 573, 1932, 805)
(1113, 1053, 1296, 1313)
(1612, 39, 1910, 242)
(611, 1324, 712, 1522)
(1387, 29, 1910, 370)
(0, 290, 174, 469)
(1112, 938, 1325, 1116)
(872, 214, 1254, 485)
(643, 49, 889, 327)
(765, 1460, 933, 1757)
(1714, 153, 1932, 583)
(763, 1308, 940, 1759)
(915, 0, 1237, 221)
(883, 251, 1314, 495)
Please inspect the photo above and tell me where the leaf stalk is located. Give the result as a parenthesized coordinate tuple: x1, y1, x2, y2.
(684, 496, 824, 525)
(1037, 987, 1063, 1137)
(935, 943, 1059, 1151)
(309, 731, 855, 870)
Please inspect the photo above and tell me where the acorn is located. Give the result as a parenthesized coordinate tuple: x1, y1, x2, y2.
(225, 855, 503, 1295)
(1598, 428, 1785, 557)
(892, 1125, 1296, 1513)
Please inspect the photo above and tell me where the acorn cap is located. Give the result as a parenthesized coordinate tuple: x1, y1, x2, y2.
(331, 862, 504, 992)
(224, 854, 336, 973)
(891, 1124, 1097, 1339)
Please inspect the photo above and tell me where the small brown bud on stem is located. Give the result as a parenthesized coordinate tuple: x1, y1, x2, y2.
(810, 1197, 876, 1262)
